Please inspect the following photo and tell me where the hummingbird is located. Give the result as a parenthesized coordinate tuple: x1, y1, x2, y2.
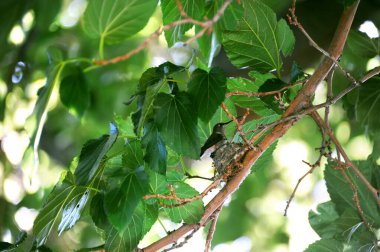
(200, 120, 233, 158)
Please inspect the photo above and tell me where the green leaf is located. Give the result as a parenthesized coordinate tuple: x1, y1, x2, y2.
(146, 170, 171, 204)
(114, 115, 136, 139)
(142, 121, 167, 174)
(188, 68, 227, 122)
(123, 140, 144, 171)
(304, 239, 344, 252)
(324, 157, 380, 227)
(308, 201, 339, 239)
(74, 123, 118, 185)
(253, 141, 277, 172)
(161, 0, 205, 46)
(355, 77, 380, 134)
(105, 202, 157, 251)
(154, 92, 200, 159)
(105, 202, 145, 252)
(132, 62, 185, 135)
(26, 48, 65, 166)
(104, 142, 148, 232)
(82, 0, 158, 44)
(142, 204, 159, 235)
(227, 75, 276, 116)
(59, 67, 89, 117)
(347, 30, 380, 59)
(90, 193, 110, 230)
(33, 172, 89, 247)
(58, 189, 91, 235)
(334, 208, 376, 244)
(163, 181, 204, 223)
(166, 170, 186, 183)
(222, 0, 295, 72)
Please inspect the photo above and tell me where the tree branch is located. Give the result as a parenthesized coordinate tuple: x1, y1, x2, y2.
(141, 2, 360, 251)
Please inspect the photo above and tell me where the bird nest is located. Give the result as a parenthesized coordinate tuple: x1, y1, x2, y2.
(211, 141, 249, 181)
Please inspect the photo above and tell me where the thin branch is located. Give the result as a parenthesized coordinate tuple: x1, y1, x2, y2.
(311, 112, 380, 208)
(337, 164, 371, 229)
(226, 78, 307, 98)
(144, 177, 223, 208)
(205, 205, 223, 252)
(284, 159, 322, 216)
(221, 102, 254, 149)
(95, 0, 233, 66)
(287, 2, 359, 85)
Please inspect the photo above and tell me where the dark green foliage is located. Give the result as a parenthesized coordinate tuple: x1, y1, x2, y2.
(1, 0, 379, 251)
(188, 67, 227, 122)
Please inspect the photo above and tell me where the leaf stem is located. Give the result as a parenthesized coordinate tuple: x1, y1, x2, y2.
(99, 35, 105, 60)
(158, 218, 169, 234)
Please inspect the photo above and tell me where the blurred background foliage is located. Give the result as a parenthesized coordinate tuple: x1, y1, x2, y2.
(0, 0, 379, 251)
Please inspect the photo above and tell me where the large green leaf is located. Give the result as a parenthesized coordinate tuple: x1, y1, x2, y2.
(163, 181, 204, 223)
(58, 189, 91, 235)
(59, 66, 89, 117)
(355, 77, 380, 134)
(74, 123, 118, 185)
(105, 171, 148, 232)
(26, 48, 65, 167)
(104, 141, 149, 232)
(142, 121, 167, 174)
(161, 0, 205, 46)
(188, 68, 227, 122)
(324, 157, 380, 227)
(33, 172, 88, 247)
(154, 92, 200, 159)
(123, 140, 144, 171)
(82, 0, 158, 44)
(222, 0, 295, 72)
(105, 203, 158, 251)
(334, 208, 376, 244)
(132, 62, 185, 135)
(308, 201, 339, 239)
(347, 30, 380, 59)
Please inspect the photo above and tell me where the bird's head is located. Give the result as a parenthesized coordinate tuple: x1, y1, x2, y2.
(212, 120, 233, 135)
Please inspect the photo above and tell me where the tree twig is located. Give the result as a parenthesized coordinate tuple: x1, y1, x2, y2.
(226, 78, 308, 98)
(205, 205, 223, 252)
(95, 0, 233, 66)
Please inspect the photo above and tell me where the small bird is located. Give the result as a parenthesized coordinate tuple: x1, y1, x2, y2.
(200, 120, 232, 158)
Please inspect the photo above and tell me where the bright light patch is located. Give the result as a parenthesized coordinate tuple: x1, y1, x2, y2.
(4, 176, 24, 204)
(367, 57, 380, 70)
(0, 79, 8, 98)
(213, 236, 252, 252)
(22, 10, 35, 32)
(1, 131, 29, 165)
(60, 0, 87, 28)
(359, 20, 379, 38)
(336, 121, 350, 144)
(2, 230, 12, 243)
(8, 25, 25, 45)
(346, 135, 372, 160)
(14, 207, 38, 231)
(274, 140, 309, 170)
